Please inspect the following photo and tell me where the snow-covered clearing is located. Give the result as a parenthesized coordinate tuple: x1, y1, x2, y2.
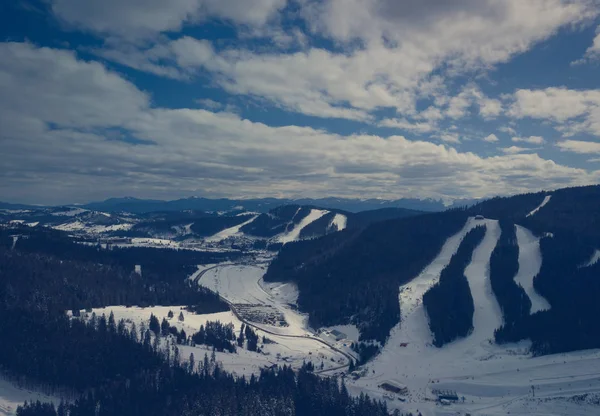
(54, 221, 133, 234)
(0, 377, 59, 416)
(129, 237, 179, 248)
(514, 225, 551, 313)
(205, 215, 258, 242)
(581, 249, 600, 268)
(347, 217, 600, 415)
(260, 281, 299, 306)
(198, 265, 308, 336)
(329, 214, 347, 232)
(50, 208, 87, 217)
(526, 195, 552, 217)
(197, 263, 355, 365)
(320, 325, 360, 343)
(86, 305, 348, 377)
(278, 209, 329, 244)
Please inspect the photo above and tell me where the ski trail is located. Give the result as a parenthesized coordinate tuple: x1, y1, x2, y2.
(581, 249, 600, 268)
(278, 209, 329, 244)
(514, 225, 551, 313)
(526, 195, 551, 217)
(205, 215, 258, 242)
(463, 219, 503, 344)
(329, 214, 347, 232)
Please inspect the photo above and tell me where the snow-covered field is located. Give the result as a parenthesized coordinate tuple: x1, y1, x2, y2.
(86, 304, 350, 377)
(0, 378, 58, 416)
(347, 217, 600, 416)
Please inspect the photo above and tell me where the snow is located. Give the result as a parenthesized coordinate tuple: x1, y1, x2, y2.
(514, 225, 551, 313)
(0, 377, 59, 416)
(581, 249, 600, 268)
(346, 218, 600, 415)
(134, 265, 142, 275)
(277, 209, 329, 244)
(320, 325, 360, 343)
(526, 195, 552, 217)
(463, 219, 503, 344)
(129, 237, 179, 248)
(205, 215, 258, 242)
(83, 305, 349, 377)
(53, 221, 133, 234)
(329, 214, 347, 232)
(11, 236, 18, 250)
(198, 264, 309, 336)
(50, 207, 87, 217)
(260, 281, 299, 306)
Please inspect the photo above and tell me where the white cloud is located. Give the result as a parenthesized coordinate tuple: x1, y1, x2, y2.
(51, 0, 286, 38)
(573, 28, 600, 64)
(379, 118, 436, 133)
(557, 139, 600, 154)
(501, 146, 532, 154)
(0, 42, 148, 129)
(484, 134, 499, 143)
(438, 133, 461, 144)
(512, 136, 545, 144)
(90, 0, 595, 122)
(445, 85, 504, 120)
(499, 126, 517, 135)
(2, 42, 599, 204)
(509, 87, 600, 137)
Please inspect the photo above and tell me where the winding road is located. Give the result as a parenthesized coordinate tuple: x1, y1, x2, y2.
(192, 262, 356, 374)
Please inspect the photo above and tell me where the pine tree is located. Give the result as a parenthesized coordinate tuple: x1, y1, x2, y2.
(149, 314, 160, 335)
(168, 310, 174, 319)
(108, 311, 116, 333)
(178, 311, 185, 322)
(161, 318, 170, 336)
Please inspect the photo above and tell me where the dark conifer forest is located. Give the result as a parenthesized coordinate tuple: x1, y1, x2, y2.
(423, 225, 485, 347)
(265, 210, 470, 342)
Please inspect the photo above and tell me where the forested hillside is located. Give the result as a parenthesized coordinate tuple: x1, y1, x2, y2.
(0, 226, 398, 416)
(423, 226, 485, 347)
(265, 210, 469, 341)
(266, 185, 600, 355)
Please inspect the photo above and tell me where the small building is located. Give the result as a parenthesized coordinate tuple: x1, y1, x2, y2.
(379, 381, 408, 395)
(399, 342, 409, 347)
(432, 389, 459, 402)
(474, 215, 485, 220)
(329, 329, 346, 341)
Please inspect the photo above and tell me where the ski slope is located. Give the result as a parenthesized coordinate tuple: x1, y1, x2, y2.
(329, 214, 347, 232)
(464, 219, 503, 344)
(205, 215, 259, 242)
(278, 209, 329, 244)
(526, 195, 552, 217)
(515, 225, 551, 313)
(348, 218, 600, 415)
(582, 249, 600, 268)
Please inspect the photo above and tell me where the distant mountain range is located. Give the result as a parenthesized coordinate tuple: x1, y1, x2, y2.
(1, 196, 480, 213)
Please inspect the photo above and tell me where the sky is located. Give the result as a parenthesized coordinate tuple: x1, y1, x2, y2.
(1, 0, 600, 204)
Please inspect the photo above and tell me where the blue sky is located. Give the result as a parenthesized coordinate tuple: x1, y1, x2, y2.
(1, 0, 600, 204)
